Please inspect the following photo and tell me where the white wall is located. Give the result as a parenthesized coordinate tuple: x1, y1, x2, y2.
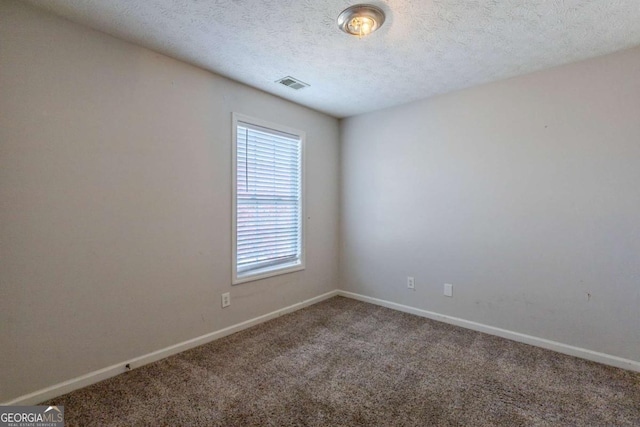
(341, 47, 640, 363)
(0, 0, 339, 402)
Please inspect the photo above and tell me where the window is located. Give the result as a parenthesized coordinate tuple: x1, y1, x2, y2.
(232, 113, 305, 284)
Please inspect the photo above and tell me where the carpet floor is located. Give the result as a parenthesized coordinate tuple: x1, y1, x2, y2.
(44, 296, 640, 426)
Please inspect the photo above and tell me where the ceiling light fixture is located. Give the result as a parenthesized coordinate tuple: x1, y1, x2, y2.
(337, 4, 385, 39)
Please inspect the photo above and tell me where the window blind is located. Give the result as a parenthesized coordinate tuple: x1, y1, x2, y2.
(235, 121, 302, 277)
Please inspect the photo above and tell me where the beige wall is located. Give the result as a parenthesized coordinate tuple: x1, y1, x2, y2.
(341, 47, 640, 363)
(0, 0, 339, 402)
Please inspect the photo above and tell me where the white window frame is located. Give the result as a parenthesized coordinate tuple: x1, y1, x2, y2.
(231, 113, 306, 285)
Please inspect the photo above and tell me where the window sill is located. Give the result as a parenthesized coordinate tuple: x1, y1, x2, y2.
(233, 261, 305, 285)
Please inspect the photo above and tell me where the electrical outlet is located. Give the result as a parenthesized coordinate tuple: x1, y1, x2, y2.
(444, 283, 453, 297)
(222, 292, 231, 308)
(407, 277, 415, 289)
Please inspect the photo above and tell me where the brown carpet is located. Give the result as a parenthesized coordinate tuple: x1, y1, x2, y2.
(44, 296, 640, 426)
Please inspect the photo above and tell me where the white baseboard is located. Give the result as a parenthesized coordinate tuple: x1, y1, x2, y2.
(3, 290, 339, 406)
(337, 290, 640, 373)
(6, 288, 638, 405)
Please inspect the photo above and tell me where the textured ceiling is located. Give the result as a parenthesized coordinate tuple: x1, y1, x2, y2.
(24, 0, 640, 117)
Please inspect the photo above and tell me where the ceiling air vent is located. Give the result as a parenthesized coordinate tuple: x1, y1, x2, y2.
(276, 76, 309, 90)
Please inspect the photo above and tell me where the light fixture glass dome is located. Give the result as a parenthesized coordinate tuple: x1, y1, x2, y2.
(337, 4, 386, 38)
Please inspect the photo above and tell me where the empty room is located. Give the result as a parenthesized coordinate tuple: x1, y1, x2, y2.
(1, 0, 639, 425)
